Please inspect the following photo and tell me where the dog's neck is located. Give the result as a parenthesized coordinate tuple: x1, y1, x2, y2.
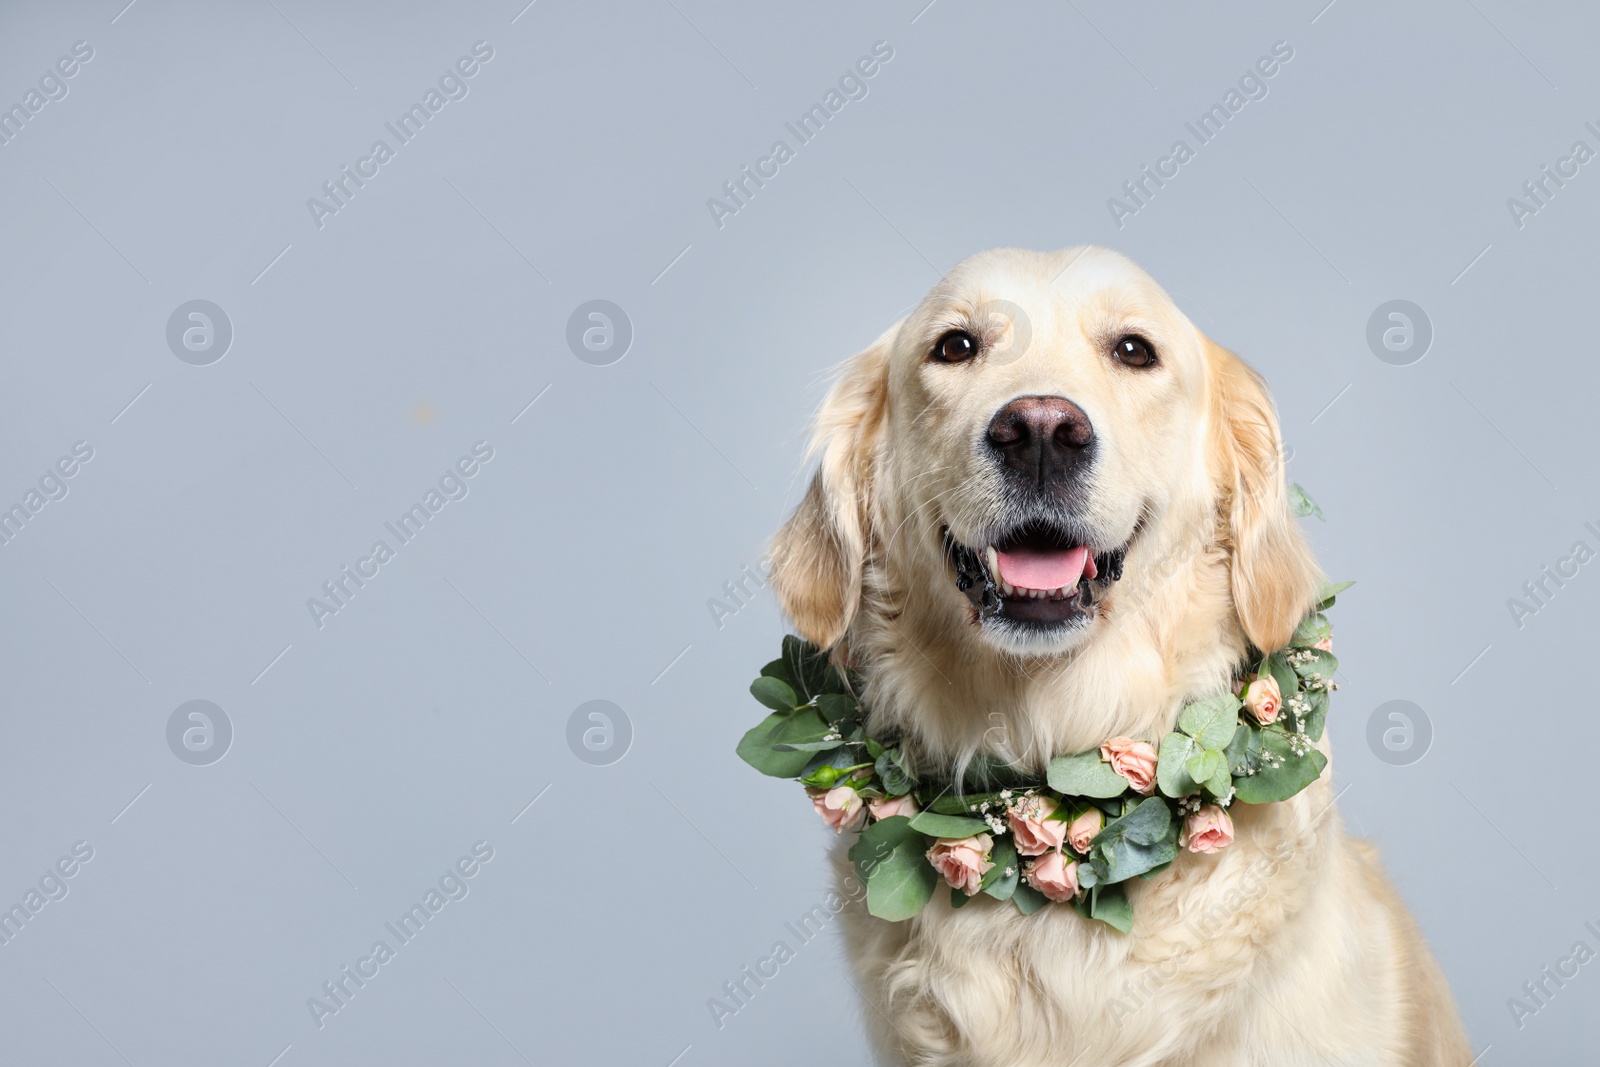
(848, 521, 1249, 780)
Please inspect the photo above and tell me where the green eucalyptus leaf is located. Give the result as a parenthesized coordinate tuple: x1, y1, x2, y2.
(1089, 882, 1134, 932)
(850, 816, 938, 920)
(1289, 483, 1324, 521)
(850, 815, 915, 879)
(1315, 580, 1353, 611)
(874, 748, 915, 796)
(1011, 881, 1050, 915)
(1186, 748, 1225, 785)
(1291, 612, 1332, 647)
(1293, 648, 1338, 682)
(1177, 693, 1240, 750)
(1231, 732, 1327, 804)
(1089, 797, 1178, 884)
(908, 811, 989, 839)
(750, 676, 799, 713)
(1223, 720, 1263, 776)
(981, 835, 1019, 901)
(1157, 732, 1202, 798)
(774, 737, 845, 753)
(950, 886, 969, 908)
(815, 692, 858, 722)
(1301, 689, 1330, 743)
(780, 635, 831, 701)
(924, 792, 1001, 815)
(1047, 751, 1130, 799)
(736, 707, 830, 777)
(759, 657, 793, 685)
(1202, 761, 1234, 800)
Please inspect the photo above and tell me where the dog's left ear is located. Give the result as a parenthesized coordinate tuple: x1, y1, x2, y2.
(1204, 335, 1323, 653)
(768, 322, 896, 650)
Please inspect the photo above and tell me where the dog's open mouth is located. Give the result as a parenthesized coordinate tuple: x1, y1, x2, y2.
(944, 522, 1126, 628)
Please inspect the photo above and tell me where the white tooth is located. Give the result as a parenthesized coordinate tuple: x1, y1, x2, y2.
(1032, 589, 1045, 599)
(985, 545, 1000, 576)
(999, 580, 1013, 596)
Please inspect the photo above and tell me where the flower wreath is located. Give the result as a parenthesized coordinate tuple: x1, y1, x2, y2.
(736, 580, 1349, 931)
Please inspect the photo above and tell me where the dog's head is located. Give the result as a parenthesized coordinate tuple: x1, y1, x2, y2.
(771, 248, 1321, 679)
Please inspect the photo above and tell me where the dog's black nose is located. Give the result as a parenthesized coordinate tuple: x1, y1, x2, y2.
(986, 395, 1095, 484)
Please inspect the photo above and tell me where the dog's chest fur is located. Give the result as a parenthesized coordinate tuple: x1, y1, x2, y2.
(830, 775, 1415, 1067)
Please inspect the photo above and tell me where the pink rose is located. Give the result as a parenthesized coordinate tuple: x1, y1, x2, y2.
(1007, 795, 1067, 857)
(926, 834, 994, 896)
(1314, 637, 1333, 653)
(1024, 850, 1080, 902)
(1242, 674, 1282, 726)
(868, 794, 919, 821)
(1099, 737, 1158, 795)
(1066, 808, 1104, 855)
(809, 785, 864, 833)
(1183, 804, 1235, 854)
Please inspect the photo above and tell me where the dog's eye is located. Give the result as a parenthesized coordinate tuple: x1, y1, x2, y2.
(1112, 336, 1157, 368)
(931, 330, 979, 364)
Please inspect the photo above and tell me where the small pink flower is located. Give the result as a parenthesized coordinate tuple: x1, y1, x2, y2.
(1242, 674, 1282, 726)
(1024, 850, 1080, 902)
(1313, 636, 1333, 653)
(926, 834, 994, 896)
(809, 785, 864, 833)
(1100, 737, 1158, 795)
(868, 794, 919, 821)
(1066, 808, 1104, 855)
(1007, 795, 1067, 857)
(1183, 805, 1235, 854)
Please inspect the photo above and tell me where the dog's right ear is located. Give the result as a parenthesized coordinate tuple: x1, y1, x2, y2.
(768, 322, 897, 650)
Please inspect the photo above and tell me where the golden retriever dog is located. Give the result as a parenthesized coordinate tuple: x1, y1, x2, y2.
(767, 248, 1468, 1065)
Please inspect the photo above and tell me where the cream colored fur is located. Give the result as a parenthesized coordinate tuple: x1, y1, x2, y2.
(770, 248, 1468, 1065)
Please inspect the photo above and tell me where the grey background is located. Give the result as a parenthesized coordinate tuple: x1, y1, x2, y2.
(0, 0, 1592, 1063)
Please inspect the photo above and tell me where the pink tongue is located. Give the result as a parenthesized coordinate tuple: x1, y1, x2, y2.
(995, 545, 1090, 591)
